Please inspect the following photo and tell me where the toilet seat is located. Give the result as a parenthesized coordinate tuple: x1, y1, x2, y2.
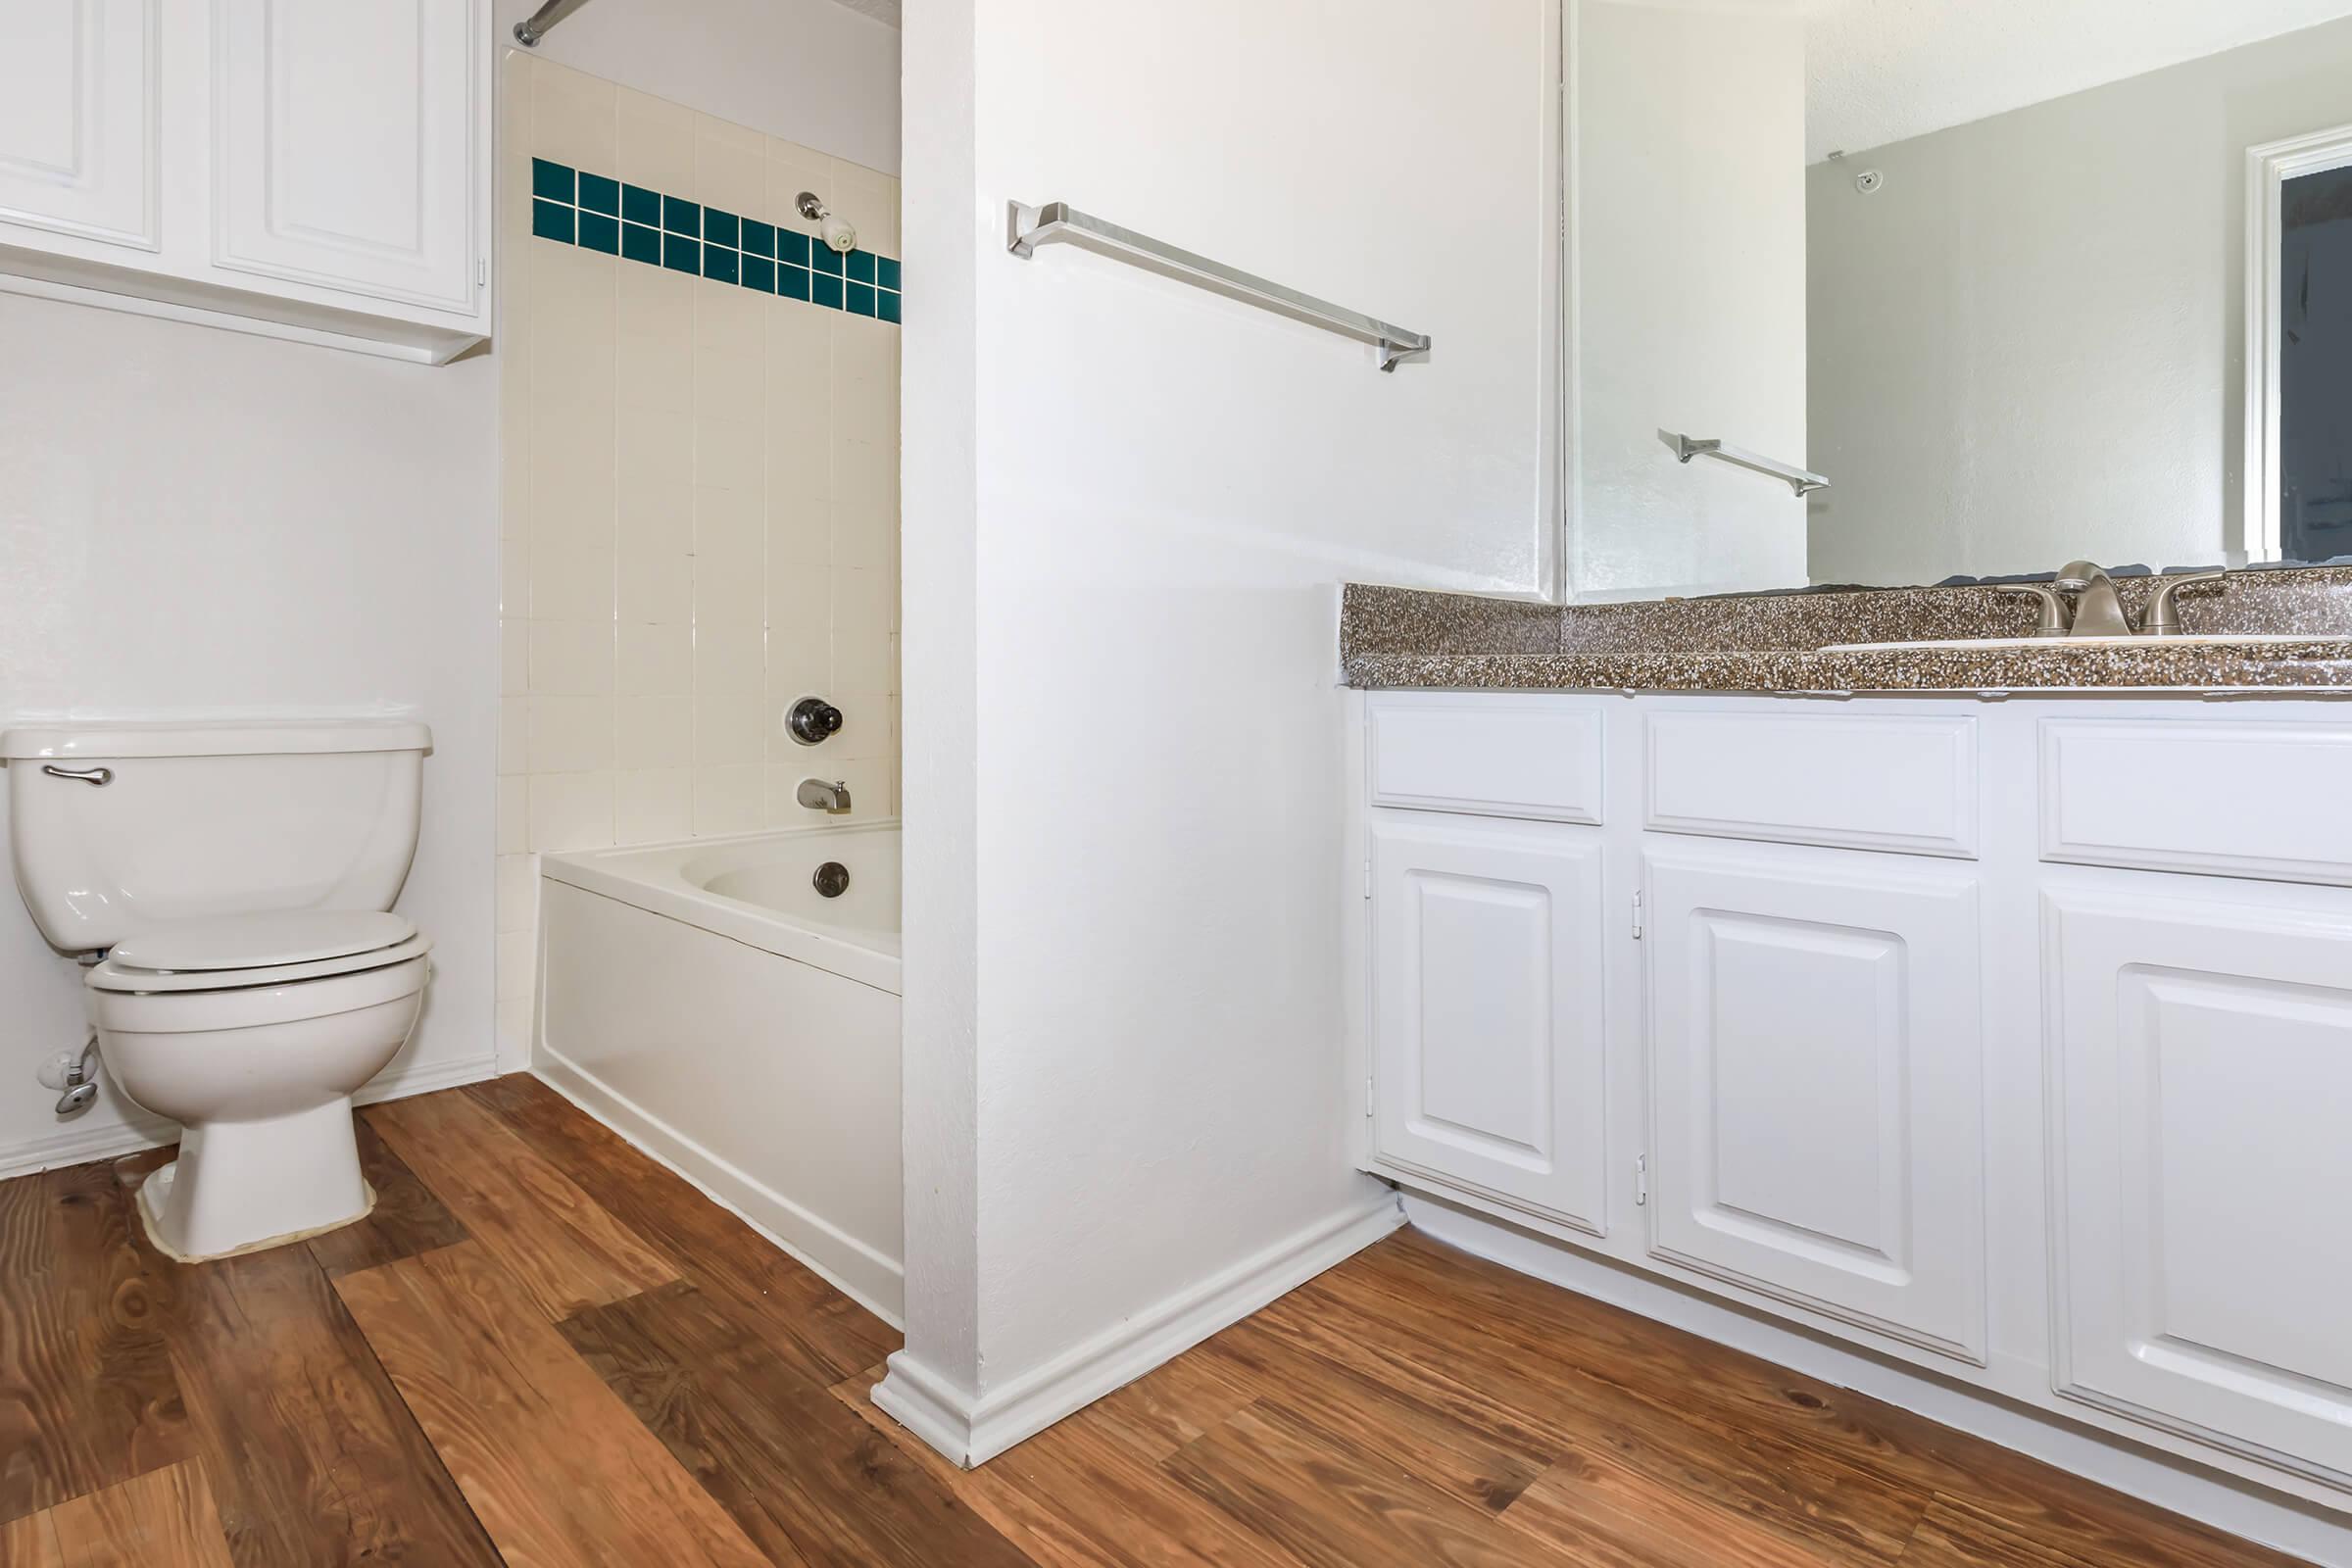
(90, 911, 430, 995)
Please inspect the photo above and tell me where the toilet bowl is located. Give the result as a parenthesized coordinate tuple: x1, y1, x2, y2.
(2, 719, 436, 1262)
(87, 909, 433, 1260)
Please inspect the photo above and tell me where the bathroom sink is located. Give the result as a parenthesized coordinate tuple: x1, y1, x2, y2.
(1818, 633, 2325, 654)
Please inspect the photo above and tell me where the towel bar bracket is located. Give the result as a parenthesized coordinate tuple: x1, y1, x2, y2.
(1660, 429, 1830, 497)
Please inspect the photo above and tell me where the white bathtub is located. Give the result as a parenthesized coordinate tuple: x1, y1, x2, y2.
(535, 823, 903, 1321)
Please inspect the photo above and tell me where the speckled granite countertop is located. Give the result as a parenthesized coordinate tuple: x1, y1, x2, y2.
(1341, 571, 2352, 694)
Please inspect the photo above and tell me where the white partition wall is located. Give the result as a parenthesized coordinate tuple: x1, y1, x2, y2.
(890, 0, 1563, 1464)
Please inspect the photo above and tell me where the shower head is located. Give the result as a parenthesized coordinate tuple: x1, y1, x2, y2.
(798, 191, 858, 255)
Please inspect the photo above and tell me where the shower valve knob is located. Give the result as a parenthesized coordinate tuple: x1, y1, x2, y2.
(787, 697, 845, 746)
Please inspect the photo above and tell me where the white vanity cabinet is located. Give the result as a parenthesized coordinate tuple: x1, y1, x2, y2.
(1642, 841, 1985, 1362)
(1349, 688, 2352, 1511)
(0, 1, 490, 363)
(1367, 816, 1609, 1235)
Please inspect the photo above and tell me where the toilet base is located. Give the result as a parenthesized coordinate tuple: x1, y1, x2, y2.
(136, 1099, 378, 1262)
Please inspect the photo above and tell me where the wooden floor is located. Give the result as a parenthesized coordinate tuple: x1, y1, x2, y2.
(0, 1076, 2308, 1567)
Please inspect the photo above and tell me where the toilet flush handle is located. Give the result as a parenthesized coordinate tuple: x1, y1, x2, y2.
(41, 764, 113, 786)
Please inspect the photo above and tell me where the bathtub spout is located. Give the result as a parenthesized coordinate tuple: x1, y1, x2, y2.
(796, 778, 852, 813)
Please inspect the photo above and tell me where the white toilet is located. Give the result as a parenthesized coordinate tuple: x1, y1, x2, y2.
(2, 719, 433, 1261)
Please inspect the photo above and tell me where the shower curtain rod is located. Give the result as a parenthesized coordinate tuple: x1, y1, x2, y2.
(514, 0, 595, 47)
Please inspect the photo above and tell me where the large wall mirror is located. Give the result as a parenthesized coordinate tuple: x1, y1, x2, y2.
(1565, 2, 2352, 601)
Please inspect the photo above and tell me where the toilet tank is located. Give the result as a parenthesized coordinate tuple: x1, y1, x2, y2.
(0, 720, 429, 955)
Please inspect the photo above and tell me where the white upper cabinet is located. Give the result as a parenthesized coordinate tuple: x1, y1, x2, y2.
(213, 0, 479, 316)
(1643, 840, 1987, 1363)
(0, 0, 488, 362)
(0, 0, 157, 249)
(1369, 816, 1610, 1235)
(2047, 885, 2352, 1485)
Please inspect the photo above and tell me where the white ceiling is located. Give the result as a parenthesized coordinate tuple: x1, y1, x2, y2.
(1805, 0, 2352, 161)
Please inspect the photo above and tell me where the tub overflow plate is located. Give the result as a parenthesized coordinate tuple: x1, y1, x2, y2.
(812, 861, 850, 899)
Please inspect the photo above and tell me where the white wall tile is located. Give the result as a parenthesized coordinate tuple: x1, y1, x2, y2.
(829, 499, 893, 571)
(531, 544, 615, 622)
(694, 693, 766, 766)
(694, 414, 764, 494)
(617, 621, 694, 695)
(615, 694, 694, 768)
(693, 487, 764, 623)
(693, 621, 766, 694)
(499, 537, 528, 617)
(831, 566, 894, 693)
(497, 928, 536, 1002)
(767, 301, 833, 490)
(616, 86, 696, 199)
(498, 696, 528, 776)
(497, 775, 527, 856)
(696, 115, 767, 216)
(528, 619, 615, 696)
(615, 768, 694, 843)
(694, 289, 766, 414)
(617, 265, 696, 414)
(528, 772, 616, 853)
(500, 617, 529, 695)
(528, 693, 614, 774)
(533, 62, 617, 172)
(692, 764, 763, 836)
(496, 854, 537, 933)
(617, 542, 693, 624)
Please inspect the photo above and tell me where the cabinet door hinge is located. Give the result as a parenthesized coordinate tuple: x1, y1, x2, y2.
(477, 257, 489, 287)
(1365, 1075, 1375, 1117)
(1630, 890, 1644, 940)
(1363, 855, 1373, 901)
(1634, 1153, 1648, 1205)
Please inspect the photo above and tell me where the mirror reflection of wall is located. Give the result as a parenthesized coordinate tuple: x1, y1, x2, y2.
(1572, 3, 2352, 599)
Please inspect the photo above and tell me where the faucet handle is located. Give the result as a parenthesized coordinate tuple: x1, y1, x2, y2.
(2139, 570, 2227, 637)
(1990, 583, 2072, 638)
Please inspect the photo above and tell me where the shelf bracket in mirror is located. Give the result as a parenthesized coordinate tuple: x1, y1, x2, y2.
(1660, 430, 1830, 498)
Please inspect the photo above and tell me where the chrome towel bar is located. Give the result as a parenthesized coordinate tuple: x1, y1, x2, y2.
(1659, 429, 1830, 497)
(1007, 201, 1432, 372)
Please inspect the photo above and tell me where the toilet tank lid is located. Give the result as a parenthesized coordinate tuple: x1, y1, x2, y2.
(0, 720, 431, 760)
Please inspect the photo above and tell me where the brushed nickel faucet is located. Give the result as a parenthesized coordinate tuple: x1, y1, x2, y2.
(1996, 563, 2226, 638)
(797, 778, 853, 812)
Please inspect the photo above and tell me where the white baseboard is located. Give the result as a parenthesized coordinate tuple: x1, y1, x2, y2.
(875, 1191, 1405, 1469)
(531, 1052, 906, 1329)
(0, 1051, 499, 1184)
(0, 1111, 176, 1183)
(1404, 1193, 2352, 1568)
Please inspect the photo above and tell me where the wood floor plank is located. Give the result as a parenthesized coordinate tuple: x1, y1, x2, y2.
(1498, 1446, 1877, 1568)
(165, 1233, 500, 1566)
(24, 1459, 235, 1568)
(1163, 1399, 1565, 1568)
(467, 1072, 899, 1380)
(0, 1508, 65, 1568)
(560, 1277, 1033, 1568)
(1081, 1348, 1260, 1465)
(1334, 1233, 2302, 1568)
(334, 1241, 768, 1568)
(1894, 1495, 2109, 1567)
(0, 1161, 189, 1526)
(303, 1115, 468, 1278)
(365, 1089, 676, 1320)
(1259, 1254, 1928, 1559)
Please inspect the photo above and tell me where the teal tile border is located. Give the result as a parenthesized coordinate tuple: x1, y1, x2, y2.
(530, 156, 901, 326)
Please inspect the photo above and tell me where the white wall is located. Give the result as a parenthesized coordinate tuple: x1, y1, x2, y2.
(1807, 14, 2352, 586)
(0, 294, 499, 1174)
(492, 0, 902, 174)
(892, 0, 1556, 1459)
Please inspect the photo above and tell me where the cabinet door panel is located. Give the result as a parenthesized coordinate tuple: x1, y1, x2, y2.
(1646, 843, 1985, 1361)
(0, 0, 156, 248)
(2048, 888, 2352, 1484)
(1371, 818, 1608, 1234)
(212, 0, 479, 313)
